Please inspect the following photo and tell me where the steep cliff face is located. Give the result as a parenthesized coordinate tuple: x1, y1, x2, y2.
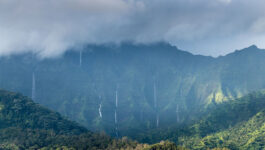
(0, 42, 264, 137)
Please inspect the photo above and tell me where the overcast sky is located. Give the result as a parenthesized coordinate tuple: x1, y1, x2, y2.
(0, 0, 265, 57)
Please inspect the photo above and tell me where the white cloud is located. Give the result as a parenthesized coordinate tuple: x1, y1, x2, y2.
(0, 0, 265, 57)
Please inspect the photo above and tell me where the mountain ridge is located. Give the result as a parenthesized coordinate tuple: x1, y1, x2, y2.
(1, 42, 265, 137)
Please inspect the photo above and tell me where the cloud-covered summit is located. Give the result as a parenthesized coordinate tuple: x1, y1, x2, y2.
(0, 0, 265, 57)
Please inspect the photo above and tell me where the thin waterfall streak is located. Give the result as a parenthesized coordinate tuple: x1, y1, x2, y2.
(115, 110, 117, 124)
(154, 82, 157, 109)
(99, 103, 102, 118)
(99, 95, 102, 118)
(176, 104, 179, 123)
(114, 86, 119, 137)
(115, 127, 118, 137)
(79, 51, 82, 67)
(115, 111, 118, 137)
(156, 113, 159, 127)
(31, 72, 36, 100)
(115, 90, 118, 108)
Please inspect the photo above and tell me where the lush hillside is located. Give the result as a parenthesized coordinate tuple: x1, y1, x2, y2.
(1, 42, 265, 137)
(0, 89, 87, 134)
(136, 91, 265, 149)
(144, 141, 188, 150)
(0, 89, 188, 150)
(0, 90, 143, 149)
(180, 91, 265, 149)
(188, 109, 265, 149)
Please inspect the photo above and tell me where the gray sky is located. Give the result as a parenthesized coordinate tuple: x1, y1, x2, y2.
(0, 0, 265, 57)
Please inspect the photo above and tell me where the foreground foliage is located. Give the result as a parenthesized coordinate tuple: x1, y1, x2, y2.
(137, 91, 265, 150)
(0, 89, 185, 149)
(180, 91, 265, 149)
(1, 84, 265, 149)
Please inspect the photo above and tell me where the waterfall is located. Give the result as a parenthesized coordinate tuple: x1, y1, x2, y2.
(115, 89, 118, 124)
(115, 126, 118, 137)
(99, 103, 102, 118)
(31, 72, 36, 100)
(114, 110, 118, 137)
(153, 81, 159, 127)
(153, 82, 157, 108)
(115, 110, 117, 124)
(114, 87, 119, 137)
(156, 114, 159, 127)
(98, 95, 103, 118)
(115, 90, 118, 108)
(79, 51, 82, 67)
(176, 104, 179, 123)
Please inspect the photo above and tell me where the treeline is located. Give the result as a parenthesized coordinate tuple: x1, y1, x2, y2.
(0, 90, 186, 149)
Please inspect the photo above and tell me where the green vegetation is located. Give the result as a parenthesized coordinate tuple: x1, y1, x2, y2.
(0, 89, 186, 149)
(144, 141, 188, 150)
(0, 43, 265, 149)
(192, 110, 265, 149)
(3, 88, 264, 149)
(1, 43, 265, 148)
(0, 90, 135, 149)
(0, 90, 87, 134)
(2, 43, 265, 137)
(137, 91, 265, 149)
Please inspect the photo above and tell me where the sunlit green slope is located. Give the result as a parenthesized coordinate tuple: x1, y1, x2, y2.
(191, 109, 265, 149)
(145, 91, 265, 149)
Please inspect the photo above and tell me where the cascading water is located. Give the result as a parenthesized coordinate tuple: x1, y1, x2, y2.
(154, 82, 157, 109)
(31, 72, 36, 100)
(115, 110, 117, 124)
(114, 87, 119, 137)
(156, 114, 159, 128)
(176, 104, 179, 123)
(99, 103, 102, 118)
(98, 95, 102, 118)
(154, 81, 159, 127)
(79, 51, 82, 67)
(115, 126, 118, 137)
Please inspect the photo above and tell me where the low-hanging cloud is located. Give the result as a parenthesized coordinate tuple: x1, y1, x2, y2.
(0, 0, 265, 57)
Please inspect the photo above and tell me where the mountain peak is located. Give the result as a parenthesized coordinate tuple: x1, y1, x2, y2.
(240, 44, 260, 53)
(246, 44, 258, 49)
(223, 44, 261, 58)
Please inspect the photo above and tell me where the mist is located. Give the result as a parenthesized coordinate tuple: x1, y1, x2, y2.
(1, 0, 265, 57)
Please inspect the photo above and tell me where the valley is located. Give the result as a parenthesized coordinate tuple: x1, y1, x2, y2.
(0, 43, 264, 149)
